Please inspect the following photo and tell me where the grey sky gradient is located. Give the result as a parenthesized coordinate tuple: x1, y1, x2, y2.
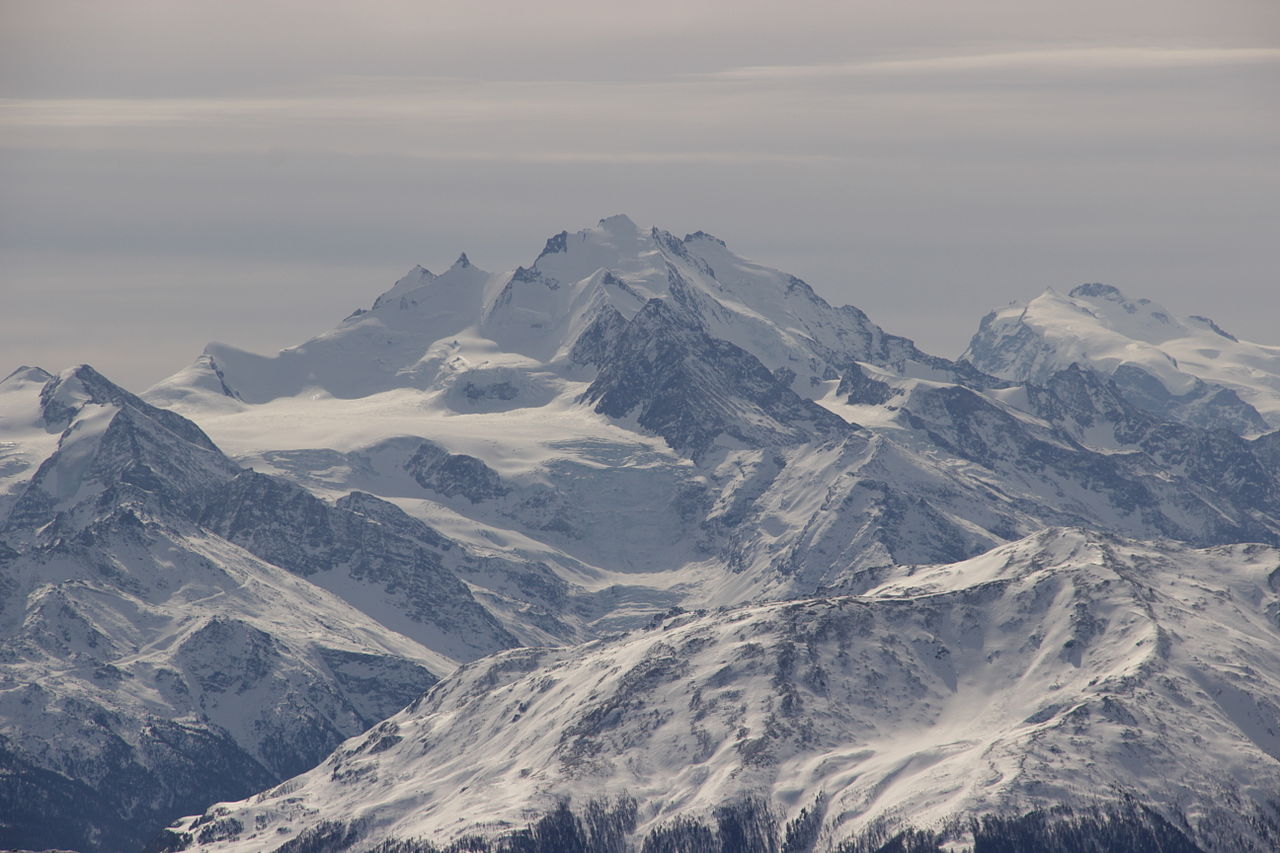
(2, 1, 1278, 390)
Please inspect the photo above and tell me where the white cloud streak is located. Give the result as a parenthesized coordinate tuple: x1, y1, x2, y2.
(3, 43, 1274, 166)
(710, 46, 1280, 80)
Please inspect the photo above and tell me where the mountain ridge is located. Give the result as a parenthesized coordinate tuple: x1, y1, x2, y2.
(165, 528, 1280, 852)
(3, 216, 1280, 852)
(964, 283, 1280, 435)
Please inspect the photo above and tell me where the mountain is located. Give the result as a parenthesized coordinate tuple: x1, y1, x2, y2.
(5, 217, 1280, 852)
(963, 283, 1280, 435)
(143, 219, 1280, 607)
(0, 365, 560, 852)
(144, 216, 958, 414)
(161, 529, 1280, 853)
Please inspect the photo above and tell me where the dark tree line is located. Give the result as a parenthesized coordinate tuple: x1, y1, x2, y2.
(148, 794, 1229, 853)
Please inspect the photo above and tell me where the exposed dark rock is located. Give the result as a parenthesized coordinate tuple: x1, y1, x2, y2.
(581, 299, 851, 458)
(405, 441, 509, 503)
(837, 363, 896, 406)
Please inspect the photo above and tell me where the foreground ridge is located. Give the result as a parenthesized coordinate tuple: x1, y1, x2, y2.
(169, 530, 1280, 852)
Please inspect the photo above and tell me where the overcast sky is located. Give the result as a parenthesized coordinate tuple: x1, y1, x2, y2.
(2, 1, 1277, 391)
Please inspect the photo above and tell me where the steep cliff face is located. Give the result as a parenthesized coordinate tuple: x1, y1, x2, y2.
(580, 297, 851, 459)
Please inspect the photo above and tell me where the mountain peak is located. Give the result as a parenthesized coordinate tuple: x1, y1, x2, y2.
(1068, 282, 1126, 301)
(967, 282, 1280, 433)
(452, 252, 473, 269)
(1057, 283, 1177, 330)
(597, 213, 639, 235)
(538, 230, 569, 258)
(36, 363, 223, 452)
(43, 363, 124, 410)
(371, 265, 437, 311)
(683, 230, 726, 247)
(1187, 314, 1239, 342)
(1, 365, 53, 386)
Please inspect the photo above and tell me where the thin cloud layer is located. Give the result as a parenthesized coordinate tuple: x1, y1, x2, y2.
(712, 46, 1280, 79)
(0, 1, 1277, 389)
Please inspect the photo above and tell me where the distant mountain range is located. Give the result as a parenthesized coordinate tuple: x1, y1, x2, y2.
(2, 216, 1278, 852)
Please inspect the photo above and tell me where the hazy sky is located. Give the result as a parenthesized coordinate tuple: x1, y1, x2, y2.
(2, 1, 1277, 391)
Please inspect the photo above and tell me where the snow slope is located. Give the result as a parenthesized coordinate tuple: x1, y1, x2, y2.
(171, 529, 1280, 853)
(0, 368, 449, 851)
(0, 366, 562, 851)
(964, 283, 1280, 434)
(0, 365, 60, 519)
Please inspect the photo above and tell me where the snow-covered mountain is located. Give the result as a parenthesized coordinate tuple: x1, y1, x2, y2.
(964, 283, 1280, 435)
(4, 217, 1280, 852)
(143, 219, 1280, 604)
(163, 529, 1280, 852)
(0, 365, 570, 851)
(146, 216, 937, 413)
